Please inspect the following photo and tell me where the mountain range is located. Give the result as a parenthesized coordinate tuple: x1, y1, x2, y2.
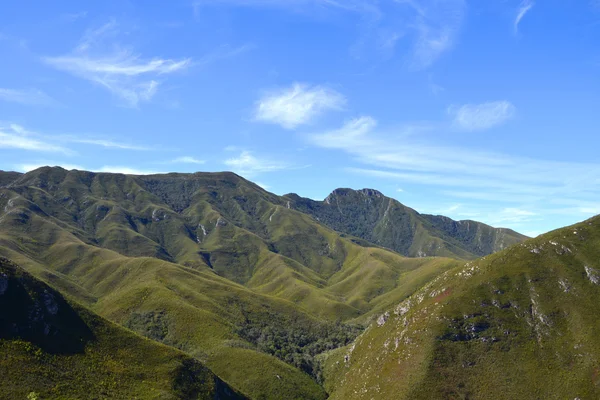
(3, 166, 596, 399)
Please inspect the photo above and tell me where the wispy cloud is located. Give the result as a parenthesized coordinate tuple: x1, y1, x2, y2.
(194, 0, 379, 16)
(0, 88, 58, 107)
(514, 0, 535, 34)
(197, 0, 463, 68)
(255, 83, 346, 129)
(0, 124, 71, 154)
(308, 116, 600, 227)
(449, 101, 516, 131)
(61, 11, 88, 22)
(397, 0, 466, 69)
(1, 123, 155, 153)
(224, 150, 287, 175)
(43, 20, 191, 107)
(59, 136, 151, 150)
(170, 156, 206, 164)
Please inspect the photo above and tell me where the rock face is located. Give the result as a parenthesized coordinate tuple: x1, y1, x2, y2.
(286, 188, 528, 260)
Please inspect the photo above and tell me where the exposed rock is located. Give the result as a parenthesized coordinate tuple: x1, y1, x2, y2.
(585, 266, 600, 285)
(377, 312, 390, 327)
(558, 278, 571, 293)
(395, 300, 411, 316)
(216, 217, 227, 227)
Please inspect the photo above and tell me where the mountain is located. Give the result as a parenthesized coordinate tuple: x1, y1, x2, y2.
(322, 215, 600, 399)
(286, 188, 527, 260)
(0, 167, 462, 399)
(0, 256, 244, 400)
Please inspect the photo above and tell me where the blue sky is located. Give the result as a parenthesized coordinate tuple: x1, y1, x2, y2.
(1, 0, 599, 236)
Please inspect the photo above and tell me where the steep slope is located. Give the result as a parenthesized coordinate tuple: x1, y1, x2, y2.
(0, 257, 244, 400)
(0, 166, 460, 399)
(286, 188, 527, 260)
(323, 215, 600, 399)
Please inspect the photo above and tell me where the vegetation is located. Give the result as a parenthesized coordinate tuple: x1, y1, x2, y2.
(234, 306, 363, 380)
(323, 215, 600, 399)
(0, 257, 244, 399)
(0, 167, 537, 399)
(286, 188, 527, 259)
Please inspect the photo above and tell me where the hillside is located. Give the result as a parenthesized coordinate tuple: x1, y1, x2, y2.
(286, 188, 527, 259)
(0, 257, 244, 400)
(323, 215, 600, 399)
(0, 167, 461, 399)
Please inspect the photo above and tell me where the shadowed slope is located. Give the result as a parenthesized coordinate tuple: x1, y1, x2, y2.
(0, 257, 245, 400)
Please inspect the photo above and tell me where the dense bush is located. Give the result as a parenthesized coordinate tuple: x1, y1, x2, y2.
(235, 310, 362, 381)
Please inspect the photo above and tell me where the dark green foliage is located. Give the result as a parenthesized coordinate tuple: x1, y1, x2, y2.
(125, 310, 169, 342)
(235, 308, 362, 381)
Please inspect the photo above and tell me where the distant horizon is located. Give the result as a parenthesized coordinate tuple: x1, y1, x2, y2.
(2, 1, 600, 237)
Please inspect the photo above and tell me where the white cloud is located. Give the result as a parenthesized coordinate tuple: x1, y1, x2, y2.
(255, 181, 270, 190)
(255, 83, 346, 129)
(97, 166, 162, 175)
(310, 116, 377, 148)
(43, 20, 190, 107)
(514, 0, 534, 34)
(449, 101, 516, 131)
(523, 231, 541, 238)
(0, 88, 57, 107)
(170, 156, 206, 164)
(0, 124, 71, 154)
(224, 151, 287, 175)
(308, 116, 600, 229)
(15, 162, 84, 172)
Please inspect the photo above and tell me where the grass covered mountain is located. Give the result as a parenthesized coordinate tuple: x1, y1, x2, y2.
(323, 215, 600, 399)
(0, 167, 462, 399)
(0, 257, 243, 399)
(286, 188, 527, 259)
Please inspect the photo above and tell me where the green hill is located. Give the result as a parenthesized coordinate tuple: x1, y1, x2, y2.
(0, 257, 244, 400)
(0, 167, 462, 398)
(286, 188, 527, 259)
(322, 215, 600, 399)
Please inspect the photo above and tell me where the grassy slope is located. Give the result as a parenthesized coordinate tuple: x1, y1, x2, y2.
(0, 214, 327, 400)
(0, 257, 244, 400)
(324, 215, 600, 400)
(0, 167, 461, 398)
(286, 188, 527, 260)
(0, 167, 457, 319)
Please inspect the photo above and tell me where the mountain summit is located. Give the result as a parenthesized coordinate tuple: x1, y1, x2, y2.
(286, 188, 527, 259)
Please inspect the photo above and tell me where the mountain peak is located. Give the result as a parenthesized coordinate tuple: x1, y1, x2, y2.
(325, 188, 384, 203)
